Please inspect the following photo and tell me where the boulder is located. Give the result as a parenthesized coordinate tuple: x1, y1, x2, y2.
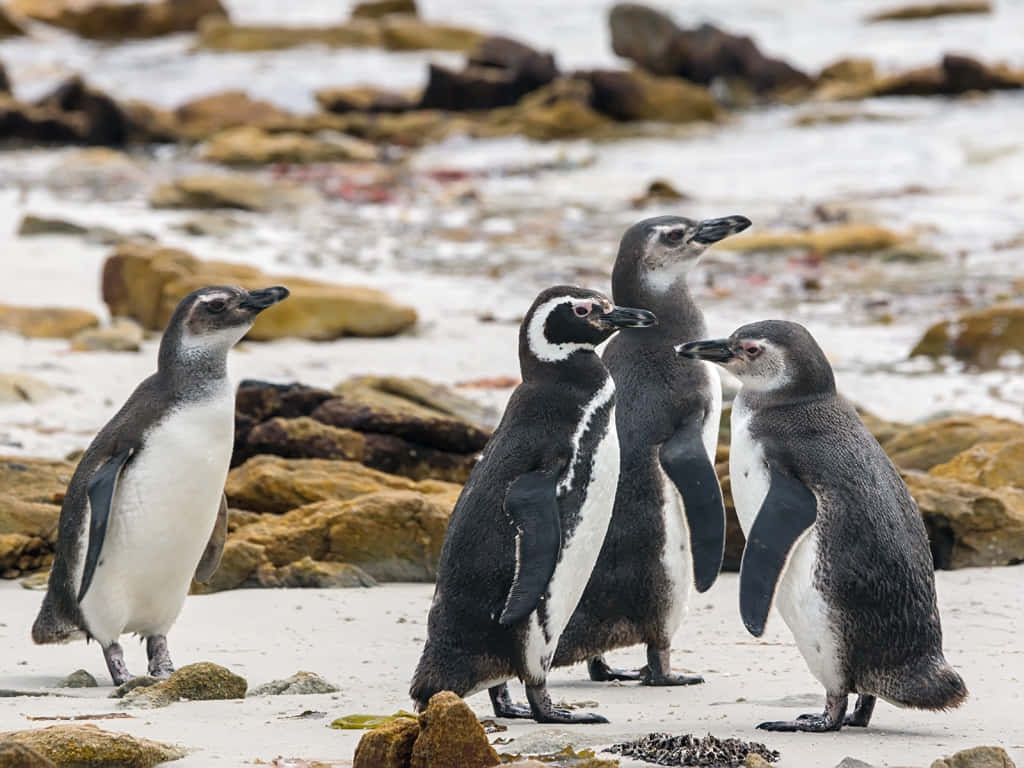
(410, 691, 500, 768)
(341, 375, 496, 429)
(201, 126, 379, 165)
(910, 303, 1024, 368)
(6, 0, 226, 39)
(236, 380, 337, 423)
(316, 86, 417, 114)
(352, 0, 417, 18)
(195, 16, 381, 51)
(379, 16, 484, 52)
(0, 724, 186, 766)
(102, 242, 417, 340)
(191, 538, 267, 592)
(609, 3, 811, 94)
(0, 744, 55, 768)
(225, 455, 459, 514)
(904, 471, 1024, 569)
(148, 174, 317, 211)
(70, 318, 144, 353)
(481, 79, 611, 140)
(868, 1, 991, 22)
(248, 670, 339, 696)
(35, 76, 134, 146)
(716, 224, 906, 255)
(930, 746, 1016, 768)
(263, 557, 377, 588)
(353, 717, 420, 768)
(173, 91, 294, 139)
(881, 416, 1024, 471)
(930, 441, 1024, 489)
(0, 373, 57, 404)
(578, 69, 717, 122)
(0, 304, 99, 339)
(120, 662, 247, 709)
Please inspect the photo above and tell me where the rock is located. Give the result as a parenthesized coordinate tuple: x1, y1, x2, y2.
(482, 78, 611, 140)
(609, 3, 811, 94)
(818, 58, 877, 86)
(243, 416, 367, 462)
(316, 86, 417, 114)
(110, 676, 161, 698)
(235, 380, 337, 423)
(148, 174, 317, 211)
(18, 214, 91, 238)
(883, 416, 1024, 471)
(834, 55, 1024, 99)
(249, 671, 340, 696)
(930, 746, 1016, 768)
(7, 0, 225, 39)
(834, 759, 879, 768)
(0, 304, 99, 339)
(20, 570, 50, 589)
(225, 455, 459, 514)
(744, 755, 773, 768)
(59, 669, 98, 688)
(469, 35, 558, 78)
(353, 717, 420, 768)
(0, 373, 57, 404)
(930, 440, 1024, 489)
(379, 16, 484, 52)
(905, 471, 1024, 568)
(338, 109, 455, 146)
(0, 724, 186, 766)
(70, 318, 144, 353)
(410, 691, 500, 768)
(351, 0, 418, 18)
(201, 126, 379, 165)
(911, 303, 1024, 368)
(120, 662, 246, 709)
(0, 96, 84, 144)
(579, 68, 717, 122)
(420, 63, 542, 112)
(631, 179, 690, 207)
(190, 538, 266, 593)
(195, 16, 381, 51)
(173, 91, 294, 139)
(0, 743, 55, 768)
(717, 224, 906, 255)
(264, 557, 378, 588)
(0, 61, 8, 94)
(34, 76, 134, 146)
(0, 7, 25, 38)
(867, 1, 991, 22)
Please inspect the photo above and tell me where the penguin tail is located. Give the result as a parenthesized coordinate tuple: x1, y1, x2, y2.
(31, 591, 81, 645)
(880, 655, 968, 711)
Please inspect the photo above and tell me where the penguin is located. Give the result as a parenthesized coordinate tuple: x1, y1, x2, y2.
(553, 214, 751, 686)
(410, 285, 656, 723)
(677, 320, 967, 731)
(32, 285, 289, 685)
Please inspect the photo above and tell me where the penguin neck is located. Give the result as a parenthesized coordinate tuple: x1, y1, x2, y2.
(615, 273, 706, 344)
(157, 329, 233, 401)
(520, 347, 609, 390)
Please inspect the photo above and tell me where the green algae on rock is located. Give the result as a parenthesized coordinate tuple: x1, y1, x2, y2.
(333, 710, 418, 729)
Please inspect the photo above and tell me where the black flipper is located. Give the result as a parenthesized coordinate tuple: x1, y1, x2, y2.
(739, 464, 818, 637)
(659, 420, 726, 593)
(498, 470, 561, 626)
(78, 448, 132, 602)
(195, 493, 228, 583)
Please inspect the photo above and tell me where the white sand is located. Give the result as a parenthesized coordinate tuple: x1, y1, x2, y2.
(0, 570, 1021, 767)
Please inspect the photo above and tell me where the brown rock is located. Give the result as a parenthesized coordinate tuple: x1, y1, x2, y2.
(379, 16, 484, 52)
(235, 380, 336, 423)
(195, 16, 381, 51)
(818, 57, 876, 86)
(119, 662, 247, 709)
(631, 179, 690, 208)
(482, 78, 611, 140)
(0, 96, 86, 144)
(0, 304, 99, 339)
(410, 691, 500, 768)
(191, 538, 267, 592)
(929, 746, 1016, 768)
(0, 743, 56, 768)
(149, 174, 317, 211)
(201, 126, 379, 165)
(868, 1, 991, 22)
(174, 90, 293, 138)
(930, 441, 1024, 489)
(0, 373, 58, 404)
(263, 556, 377, 588)
(70, 318, 143, 352)
(341, 375, 496, 429)
(34, 76, 135, 146)
(351, 0, 418, 18)
(353, 717, 420, 768)
(579, 69, 717, 122)
(717, 224, 906, 255)
(0, 7, 25, 38)
(244, 416, 367, 462)
(316, 86, 417, 114)
(882, 416, 1024, 471)
(911, 304, 1024, 368)
(839, 55, 1024, 99)
(0, 724, 186, 766)
(6, 0, 226, 39)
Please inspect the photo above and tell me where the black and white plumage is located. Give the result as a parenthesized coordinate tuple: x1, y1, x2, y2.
(554, 214, 751, 686)
(410, 286, 656, 723)
(678, 320, 967, 731)
(32, 285, 289, 685)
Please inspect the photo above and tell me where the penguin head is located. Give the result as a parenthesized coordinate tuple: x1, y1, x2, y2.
(162, 285, 290, 365)
(520, 285, 656, 366)
(614, 214, 751, 294)
(676, 320, 835, 396)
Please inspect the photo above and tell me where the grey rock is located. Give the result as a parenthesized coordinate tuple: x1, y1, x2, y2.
(248, 671, 339, 696)
(59, 669, 97, 688)
(109, 675, 161, 698)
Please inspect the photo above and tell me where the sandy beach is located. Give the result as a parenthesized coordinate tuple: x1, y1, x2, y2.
(1, 570, 1020, 767)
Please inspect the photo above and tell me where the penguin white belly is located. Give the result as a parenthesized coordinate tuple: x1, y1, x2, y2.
(79, 391, 233, 646)
(524, 409, 619, 681)
(729, 397, 844, 693)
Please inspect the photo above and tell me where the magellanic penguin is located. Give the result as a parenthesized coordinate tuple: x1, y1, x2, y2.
(410, 286, 656, 723)
(553, 214, 751, 686)
(678, 320, 967, 731)
(32, 285, 289, 685)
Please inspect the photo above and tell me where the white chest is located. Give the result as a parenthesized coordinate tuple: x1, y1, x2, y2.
(729, 396, 770, 535)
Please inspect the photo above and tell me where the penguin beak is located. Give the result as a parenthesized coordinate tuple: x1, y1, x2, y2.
(239, 286, 290, 313)
(600, 305, 658, 329)
(676, 338, 735, 362)
(692, 215, 752, 245)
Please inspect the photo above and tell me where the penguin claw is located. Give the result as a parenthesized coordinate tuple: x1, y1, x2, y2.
(493, 702, 534, 719)
(757, 715, 841, 732)
(642, 672, 704, 687)
(535, 709, 609, 724)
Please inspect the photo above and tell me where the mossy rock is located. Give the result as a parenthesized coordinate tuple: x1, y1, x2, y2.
(0, 724, 186, 767)
(120, 663, 246, 709)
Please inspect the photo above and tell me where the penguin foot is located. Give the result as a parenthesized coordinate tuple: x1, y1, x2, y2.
(641, 670, 705, 686)
(488, 684, 533, 719)
(145, 635, 175, 678)
(102, 642, 132, 686)
(640, 647, 704, 686)
(526, 682, 609, 724)
(843, 694, 876, 727)
(587, 657, 644, 682)
(757, 693, 847, 732)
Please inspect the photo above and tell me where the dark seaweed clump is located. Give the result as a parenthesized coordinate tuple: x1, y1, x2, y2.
(606, 732, 779, 767)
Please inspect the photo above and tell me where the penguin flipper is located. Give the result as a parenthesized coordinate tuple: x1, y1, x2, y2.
(739, 464, 817, 637)
(659, 420, 726, 593)
(78, 448, 133, 603)
(498, 470, 562, 626)
(195, 493, 229, 583)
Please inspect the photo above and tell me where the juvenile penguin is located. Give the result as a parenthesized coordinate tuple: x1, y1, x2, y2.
(32, 285, 289, 684)
(678, 320, 967, 731)
(410, 286, 656, 723)
(554, 214, 751, 685)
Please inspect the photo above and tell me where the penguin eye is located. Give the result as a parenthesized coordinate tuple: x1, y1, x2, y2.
(665, 229, 685, 243)
(206, 299, 227, 314)
(743, 343, 762, 358)
(573, 302, 592, 318)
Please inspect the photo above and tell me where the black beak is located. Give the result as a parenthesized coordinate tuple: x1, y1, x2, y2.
(676, 338, 735, 362)
(239, 286, 290, 312)
(601, 305, 658, 329)
(692, 215, 752, 245)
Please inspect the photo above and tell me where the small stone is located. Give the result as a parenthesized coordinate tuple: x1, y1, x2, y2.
(119, 663, 246, 709)
(745, 754, 774, 768)
(834, 759, 880, 768)
(59, 669, 97, 688)
(248, 671, 340, 696)
(70, 318, 143, 353)
(110, 676, 161, 698)
(0, 374, 58, 404)
(930, 746, 1016, 768)
(20, 571, 50, 590)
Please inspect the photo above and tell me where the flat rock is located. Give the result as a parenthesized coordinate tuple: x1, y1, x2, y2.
(119, 663, 246, 709)
(930, 440, 1024, 489)
(410, 691, 500, 768)
(379, 16, 484, 52)
(0, 373, 57, 404)
(578, 69, 717, 123)
(173, 90, 294, 139)
(911, 303, 1024, 368)
(0, 724, 186, 766)
(930, 746, 1016, 768)
(316, 86, 417, 114)
(70, 318, 143, 352)
(195, 16, 382, 51)
(867, 1, 991, 22)
(6, 0, 225, 39)
(149, 174, 316, 211)
(0, 304, 99, 339)
(717, 224, 906, 255)
(351, 0, 417, 18)
(248, 671, 340, 696)
(261, 557, 378, 588)
(201, 126, 379, 165)
(882, 415, 1024, 471)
